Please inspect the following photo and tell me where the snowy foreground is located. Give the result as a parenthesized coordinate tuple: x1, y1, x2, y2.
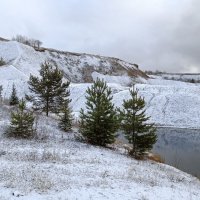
(0, 106, 200, 200)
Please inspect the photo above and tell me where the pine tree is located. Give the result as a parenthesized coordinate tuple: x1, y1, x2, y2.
(0, 57, 6, 66)
(120, 86, 157, 158)
(79, 78, 119, 146)
(0, 85, 3, 103)
(6, 99, 35, 138)
(27, 62, 70, 116)
(58, 98, 73, 132)
(9, 84, 19, 105)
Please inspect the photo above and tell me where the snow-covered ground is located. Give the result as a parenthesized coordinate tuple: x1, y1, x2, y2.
(0, 105, 199, 200)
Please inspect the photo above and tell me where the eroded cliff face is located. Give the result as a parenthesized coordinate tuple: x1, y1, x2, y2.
(0, 39, 148, 83)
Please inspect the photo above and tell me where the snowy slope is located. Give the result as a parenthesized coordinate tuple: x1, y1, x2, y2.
(0, 106, 199, 200)
(0, 40, 147, 83)
(0, 40, 147, 99)
(70, 80, 200, 129)
(113, 81, 200, 128)
(1, 40, 200, 128)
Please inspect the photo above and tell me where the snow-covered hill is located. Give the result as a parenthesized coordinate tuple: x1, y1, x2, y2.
(70, 78, 200, 128)
(0, 40, 147, 83)
(113, 79, 200, 129)
(1, 40, 200, 128)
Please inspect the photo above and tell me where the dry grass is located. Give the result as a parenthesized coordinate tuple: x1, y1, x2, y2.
(147, 153, 165, 163)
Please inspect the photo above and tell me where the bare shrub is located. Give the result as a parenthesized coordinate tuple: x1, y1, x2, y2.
(41, 149, 61, 162)
(12, 35, 42, 49)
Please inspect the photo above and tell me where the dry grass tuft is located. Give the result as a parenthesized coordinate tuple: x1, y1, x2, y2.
(147, 153, 165, 163)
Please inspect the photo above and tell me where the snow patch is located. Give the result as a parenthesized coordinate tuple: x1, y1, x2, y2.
(92, 71, 132, 86)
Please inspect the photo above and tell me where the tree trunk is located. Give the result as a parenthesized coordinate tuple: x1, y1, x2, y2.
(46, 98, 49, 116)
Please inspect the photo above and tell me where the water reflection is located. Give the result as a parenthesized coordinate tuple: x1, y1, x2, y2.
(153, 128, 200, 178)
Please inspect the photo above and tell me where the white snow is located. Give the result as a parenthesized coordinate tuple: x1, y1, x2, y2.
(0, 41, 20, 63)
(92, 71, 132, 86)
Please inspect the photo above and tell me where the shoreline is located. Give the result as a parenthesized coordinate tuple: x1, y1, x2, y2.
(155, 125, 200, 130)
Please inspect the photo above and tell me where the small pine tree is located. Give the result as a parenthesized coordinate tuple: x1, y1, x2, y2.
(120, 86, 157, 158)
(58, 99, 73, 132)
(6, 99, 35, 138)
(0, 57, 6, 66)
(190, 79, 195, 83)
(27, 62, 70, 116)
(79, 78, 119, 146)
(9, 84, 19, 105)
(54, 80, 71, 114)
(0, 85, 3, 103)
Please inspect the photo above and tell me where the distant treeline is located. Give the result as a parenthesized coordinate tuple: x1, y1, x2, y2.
(12, 34, 42, 49)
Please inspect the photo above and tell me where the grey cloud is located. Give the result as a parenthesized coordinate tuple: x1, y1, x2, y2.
(0, 0, 199, 72)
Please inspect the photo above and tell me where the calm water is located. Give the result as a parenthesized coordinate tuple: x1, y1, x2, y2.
(153, 128, 200, 178)
(119, 128, 200, 178)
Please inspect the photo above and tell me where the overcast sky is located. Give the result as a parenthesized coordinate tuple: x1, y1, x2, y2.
(0, 0, 199, 72)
